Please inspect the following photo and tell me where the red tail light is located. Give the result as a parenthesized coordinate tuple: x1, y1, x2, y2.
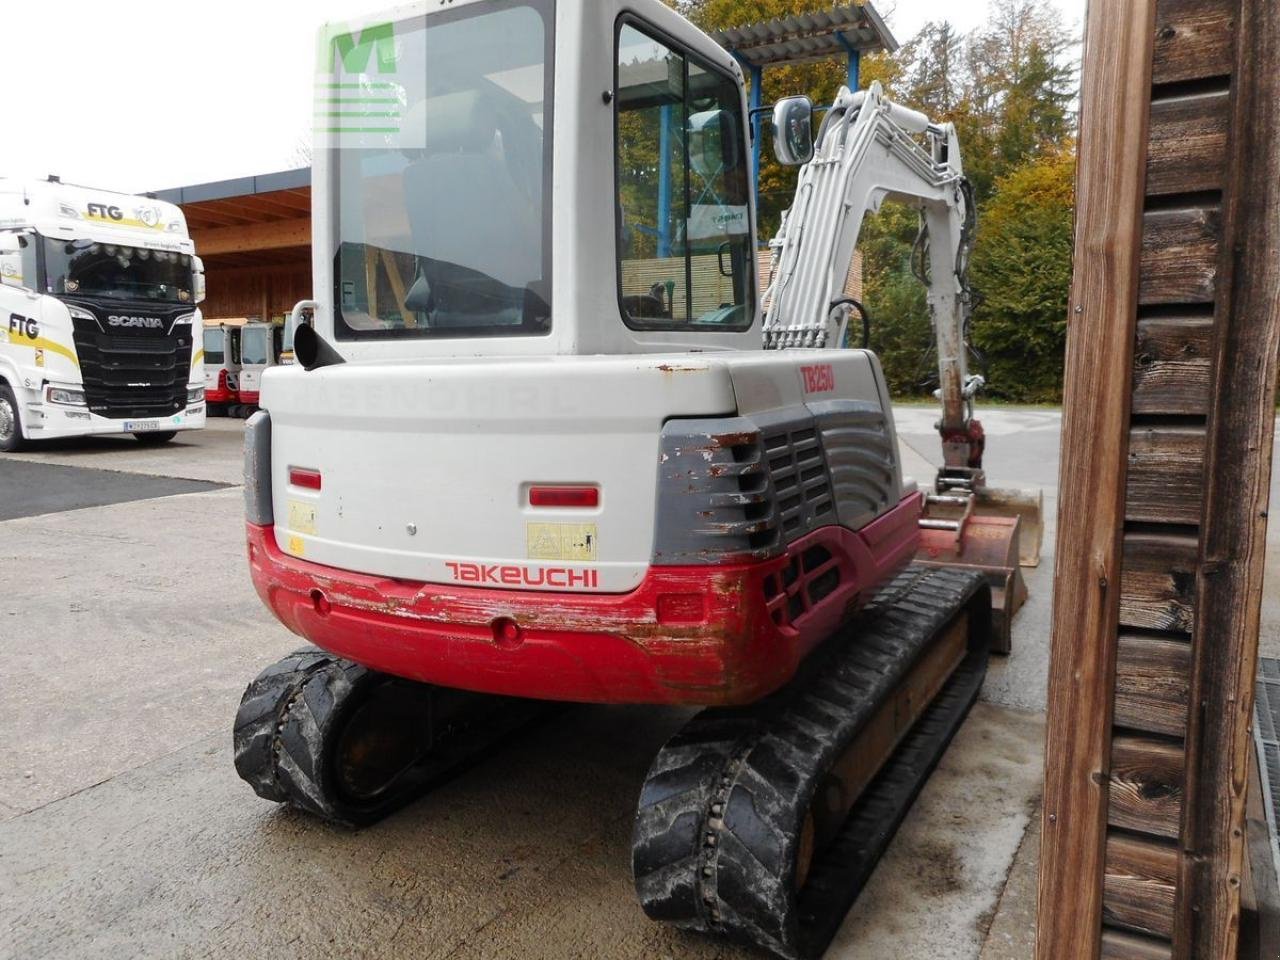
(289, 467, 322, 490)
(529, 485, 599, 508)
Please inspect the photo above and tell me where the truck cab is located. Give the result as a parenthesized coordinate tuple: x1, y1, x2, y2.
(0, 178, 207, 449)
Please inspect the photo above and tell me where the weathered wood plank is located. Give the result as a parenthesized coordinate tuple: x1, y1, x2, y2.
(1131, 317, 1213, 416)
(1100, 928, 1173, 960)
(1124, 427, 1206, 526)
(1242, 741, 1280, 958)
(1152, 0, 1235, 85)
(1146, 91, 1230, 196)
(1118, 533, 1198, 634)
(1114, 634, 1191, 738)
(1103, 834, 1179, 939)
(1037, 2, 1157, 957)
(1108, 735, 1185, 840)
(1139, 207, 1221, 306)
(1181, 0, 1280, 953)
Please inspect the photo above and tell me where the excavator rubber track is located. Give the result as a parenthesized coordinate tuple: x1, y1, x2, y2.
(233, 648, 556, 826)
(631, 565, 991, 959)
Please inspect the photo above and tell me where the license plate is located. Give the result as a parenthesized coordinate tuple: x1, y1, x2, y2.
(124, 420, 161, 432)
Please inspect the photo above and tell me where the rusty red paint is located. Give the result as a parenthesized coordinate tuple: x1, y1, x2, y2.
(245, 495, 921, 706)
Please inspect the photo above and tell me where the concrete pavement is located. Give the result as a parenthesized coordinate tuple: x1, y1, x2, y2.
(1, 410, 1061, 959)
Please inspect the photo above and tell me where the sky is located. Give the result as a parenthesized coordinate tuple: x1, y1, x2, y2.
(1, 0, 1085, 196)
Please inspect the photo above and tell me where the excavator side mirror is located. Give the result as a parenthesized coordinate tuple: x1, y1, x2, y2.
(771, 96, 814, 166)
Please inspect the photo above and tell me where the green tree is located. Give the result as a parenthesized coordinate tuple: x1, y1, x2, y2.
(668, 0, 1081, 402)
(968, 149, 1076, 401)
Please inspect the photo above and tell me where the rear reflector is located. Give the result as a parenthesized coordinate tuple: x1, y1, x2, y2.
(289, 467, 322, 490)
(529, 485, 599, 508)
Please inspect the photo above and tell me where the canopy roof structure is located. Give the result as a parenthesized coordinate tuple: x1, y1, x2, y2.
(712, 3, 899, 72)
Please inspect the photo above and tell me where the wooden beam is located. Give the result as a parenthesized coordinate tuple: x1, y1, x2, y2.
(1151, 0, 1236, 85)
(1139, 207, 1221, 307)
(1101, 928, 1174, 960)
(1109, 735, 1186, 840)
(1119, 533, 1198, 635)
(1242, 740, 1280, 958)
(1036, 1, 1157, 957)
(204, 194, 311, 221)
(1114, 635, 1192, 739)
(182, 206, 250, 228)
(1179, 0, 1280, 954)
(1132, 317, 1214, 417)
(1104, 834, 1180, 940)
(1146, 91, 1231, 197)
(1125, 427, 1206, 526)
(189, 217, 311, 256)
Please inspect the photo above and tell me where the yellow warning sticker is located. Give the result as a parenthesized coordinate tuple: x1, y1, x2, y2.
(526, 522, 598, 561)
(286, 535, 306, 557)
(287, 500, 317, 535)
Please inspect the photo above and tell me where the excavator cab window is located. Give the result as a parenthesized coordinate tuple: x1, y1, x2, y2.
(328, 1, 553, 341)
(615, 21, 754, 332)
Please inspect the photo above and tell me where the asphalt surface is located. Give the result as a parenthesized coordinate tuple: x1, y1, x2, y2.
(0, 456, 225, 521)
(0, 413, 1055, 959)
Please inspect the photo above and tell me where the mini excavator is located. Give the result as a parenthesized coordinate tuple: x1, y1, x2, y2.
(233, 2, 1038, 956)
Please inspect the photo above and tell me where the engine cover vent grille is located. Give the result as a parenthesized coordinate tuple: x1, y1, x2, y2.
(809, 399, 899, 530)
(760, 421, 835, 538)
(655, 418, 781, 564)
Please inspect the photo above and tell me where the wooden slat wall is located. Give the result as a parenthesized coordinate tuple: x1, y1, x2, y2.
(202, 262, 312, 323)
(1039, 0, 1280, 956)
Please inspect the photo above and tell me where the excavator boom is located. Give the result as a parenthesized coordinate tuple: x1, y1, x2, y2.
(762, 83, 1041, 644)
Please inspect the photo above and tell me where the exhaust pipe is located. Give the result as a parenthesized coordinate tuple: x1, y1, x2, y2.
(293, 322, 345, 371)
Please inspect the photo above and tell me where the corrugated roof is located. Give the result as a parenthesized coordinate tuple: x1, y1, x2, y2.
(713, 3, 898, 69)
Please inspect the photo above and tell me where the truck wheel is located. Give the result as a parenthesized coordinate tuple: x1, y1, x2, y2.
(0, 385, 26, 452)
(134, 431, 177, 445)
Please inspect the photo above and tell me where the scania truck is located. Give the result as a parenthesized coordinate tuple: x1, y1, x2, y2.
(0, 177, 207, 451)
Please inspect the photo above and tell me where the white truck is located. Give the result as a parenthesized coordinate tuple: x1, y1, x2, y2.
(0, 177, 207, 451)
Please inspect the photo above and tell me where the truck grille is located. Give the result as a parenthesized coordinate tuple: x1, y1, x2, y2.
(71, 317, 192, 419)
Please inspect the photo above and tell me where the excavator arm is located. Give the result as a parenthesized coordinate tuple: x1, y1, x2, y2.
(763, 82, 1042, 646)
(764, 82, 981, 457)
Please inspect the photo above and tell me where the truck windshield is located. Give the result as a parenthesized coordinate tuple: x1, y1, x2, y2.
(328, 0, 553, 340)
(202, 328, 225, 366)
(43, 238, 194, 303)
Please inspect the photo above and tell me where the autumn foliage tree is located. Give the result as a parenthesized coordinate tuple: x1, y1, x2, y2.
(673, 0, 1080, 401)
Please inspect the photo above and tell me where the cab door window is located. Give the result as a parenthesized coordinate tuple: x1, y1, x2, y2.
(0, 231, 38, 292)
(615, 23, 754, 331)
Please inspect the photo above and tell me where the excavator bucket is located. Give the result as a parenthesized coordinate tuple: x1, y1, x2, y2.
(973, 486, 1044, 568)
(916, 495, 1030, 654)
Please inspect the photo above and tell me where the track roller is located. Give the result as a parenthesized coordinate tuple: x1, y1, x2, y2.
(233, 647, 550, 826)
(631, 565, 991, 959)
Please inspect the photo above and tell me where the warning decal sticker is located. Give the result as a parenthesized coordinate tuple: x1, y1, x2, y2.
(526, 522, 598, 561)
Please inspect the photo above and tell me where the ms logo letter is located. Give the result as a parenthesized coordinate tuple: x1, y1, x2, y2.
(316, 21, 403, 145)
(326, 23, 397, 74)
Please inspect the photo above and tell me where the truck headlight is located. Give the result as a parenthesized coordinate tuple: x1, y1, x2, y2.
(187, 386, 204, 404)
(46, 385, 86, 406)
